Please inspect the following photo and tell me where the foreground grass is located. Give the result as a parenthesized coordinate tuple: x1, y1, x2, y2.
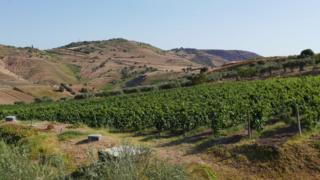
(0, 139, 188, 180)
(6, 120, 320, 179)
(0, 141, 66, 180)
(72, 145, 188, 180)
(0, 122, 190, 179)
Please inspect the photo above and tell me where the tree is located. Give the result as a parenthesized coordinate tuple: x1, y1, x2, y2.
(299, 49, 315, 58)
(200, 67, 209, 74)
(188, 73, 207, 85)
(237, 67, 257, 78)
(187, 67, 209, 85)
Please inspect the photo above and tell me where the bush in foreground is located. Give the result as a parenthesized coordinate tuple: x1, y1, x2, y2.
(0, 138, 188, 180)
(0, 141, 65, 180)
(71, 145, 188, 180)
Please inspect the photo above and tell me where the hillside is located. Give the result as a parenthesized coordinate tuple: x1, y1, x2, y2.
(206, 53, 320, 82)
(170, 48, 261, 67)
(0, 45, 79, 85)
(50, 38, 201, 89)
(0, 45, 79, 104)
(0, 39, 259, 104)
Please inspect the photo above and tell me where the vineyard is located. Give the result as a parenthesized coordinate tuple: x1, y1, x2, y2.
(1, 76, 320, 135)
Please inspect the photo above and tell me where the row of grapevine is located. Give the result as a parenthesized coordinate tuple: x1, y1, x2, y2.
(1, 76, 320, 134)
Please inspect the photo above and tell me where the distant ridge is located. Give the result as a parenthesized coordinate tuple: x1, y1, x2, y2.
(170, 48, 262, 67)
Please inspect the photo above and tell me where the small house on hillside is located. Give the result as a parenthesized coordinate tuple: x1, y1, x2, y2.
(5, 116, 17, 122)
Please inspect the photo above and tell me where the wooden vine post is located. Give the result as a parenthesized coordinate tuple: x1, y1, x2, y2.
(210, 112, 217, 136)
(295, 103, 302, 136)
(247, 110, 252, 139)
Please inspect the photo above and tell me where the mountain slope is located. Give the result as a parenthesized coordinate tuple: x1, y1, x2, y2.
(49, 38, 201, 88)
(0, 59, 30, 88)
(171, 48, 261, 67)
(1, 39, 260, 89)
(0, 39, 261, 104)
(0, 45, 79, 85)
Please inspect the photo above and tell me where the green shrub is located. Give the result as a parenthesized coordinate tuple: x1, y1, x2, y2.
(34, 96, 54, 103)
(58, 131, 86, 141)
(14, 101, 26, 105)
(0, 124, 37, 144)
(237, 67, 257, 78)
(187, 73, 208, 85)
(123, 88, 140, 94)
(139, 86, 156, 92)
(95, 90, 123, 97)
(158, 82, 180, 90)
(180, 81, 192, 87)
(74, 93, 93, 100)
(58, 97, 68, 102)
(299, 49, 314, 58)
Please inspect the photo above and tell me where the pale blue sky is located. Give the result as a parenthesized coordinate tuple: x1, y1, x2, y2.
(0, 0, 319, 56)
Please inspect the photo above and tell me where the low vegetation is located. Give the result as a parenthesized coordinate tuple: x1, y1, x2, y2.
(72, 146, 187, 180)
(0, 141, 66, 180)
(0, 122, 188, 179)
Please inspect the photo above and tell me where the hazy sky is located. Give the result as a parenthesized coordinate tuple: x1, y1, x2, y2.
(0, 0, 319, 56)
